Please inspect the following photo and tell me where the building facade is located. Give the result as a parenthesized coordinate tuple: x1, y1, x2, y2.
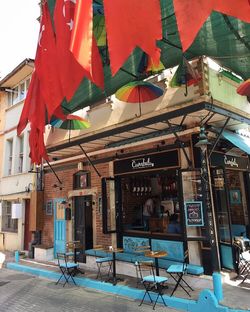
(0, 59, 39, 252)
(36, 58, 250, 274)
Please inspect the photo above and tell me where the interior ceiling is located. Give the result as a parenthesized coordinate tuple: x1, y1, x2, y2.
(47, 0, 250, 114)
(47, 104, 250, 159)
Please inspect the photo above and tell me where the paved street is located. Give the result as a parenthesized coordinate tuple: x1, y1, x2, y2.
(0, 269, 177, 312)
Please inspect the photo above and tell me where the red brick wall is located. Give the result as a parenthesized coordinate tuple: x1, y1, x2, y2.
(42, 163, 112, 247)
(42, 135, 192, 247)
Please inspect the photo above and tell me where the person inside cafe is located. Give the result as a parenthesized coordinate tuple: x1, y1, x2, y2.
(143, 197, 155, 231)
(167, 213, 181, 234)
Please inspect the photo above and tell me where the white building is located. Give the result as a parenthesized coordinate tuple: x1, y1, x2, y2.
(0, 59, 35, 252)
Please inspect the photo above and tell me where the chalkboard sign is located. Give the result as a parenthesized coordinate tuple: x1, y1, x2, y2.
(185, 201, 204, 227)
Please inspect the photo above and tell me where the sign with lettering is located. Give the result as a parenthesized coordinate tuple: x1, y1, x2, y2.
(211, 152, 249, 170)
(185, 201, 204, 227)
(114, 150, 179, 175)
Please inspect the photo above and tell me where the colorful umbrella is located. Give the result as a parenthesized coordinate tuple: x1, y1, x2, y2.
(169, 58, 201, 95)
(93, 4, 106, 47)
(115, 81, 164, 103)
(237, 79, 250, 97)
(50, 115, 90, 130)
(138, 53, 165, 75)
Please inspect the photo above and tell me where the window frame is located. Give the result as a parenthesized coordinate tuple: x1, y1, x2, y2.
(1, 201, 18, 233)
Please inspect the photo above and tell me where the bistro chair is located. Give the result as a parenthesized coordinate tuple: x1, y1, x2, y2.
(94, 245, 113, 281)
(134, 245, 153, 287)
(56, 252, 79, 287)
(233, 238, 250, 283)
(166, 250, 194, 297)
(138, 261, 168, 310)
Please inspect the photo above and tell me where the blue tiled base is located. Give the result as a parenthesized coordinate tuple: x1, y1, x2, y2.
(6, 262, 248, 312)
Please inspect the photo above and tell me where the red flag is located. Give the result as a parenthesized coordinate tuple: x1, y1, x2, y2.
(174, 0, 250, 52)
(17, 71, 48, 164)
(103, 0, 162, 76)
(70, 0, 104, 89)
(35, 2, 64, 119)
(54, 0, 90, 101)
(214, 0, 250, 23)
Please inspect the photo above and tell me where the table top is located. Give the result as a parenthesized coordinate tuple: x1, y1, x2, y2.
(144, 250, 167, 258)
(106, 247, 123, 253)
(67, 241, 82, 249)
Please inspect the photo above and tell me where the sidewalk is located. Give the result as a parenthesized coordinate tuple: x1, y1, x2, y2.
(2, 251, 250, 311)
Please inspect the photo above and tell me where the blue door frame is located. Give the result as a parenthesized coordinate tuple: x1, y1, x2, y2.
(54, 198, 66, 257)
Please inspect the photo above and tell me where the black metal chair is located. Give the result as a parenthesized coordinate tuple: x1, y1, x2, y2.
(134, 245, 153, 287)
(166, 250, 193, 297)
(233, 238, 250, 283)
(56, 252, 79, 287)
(138, 261, 168, 310)
(94, 246, 113, 281)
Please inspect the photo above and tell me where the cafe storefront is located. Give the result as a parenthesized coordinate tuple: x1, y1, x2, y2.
(210, 152, 250, 271)
(101, 146, 206, 271)
(101, 140, 250, 274)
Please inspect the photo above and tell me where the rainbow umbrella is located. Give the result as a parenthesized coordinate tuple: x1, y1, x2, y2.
(115, 81, 164, 103)
(146, 57, 165, 73)
(50, 115, 90, 130)
(169, 58, 201, 95)
(237, 79, 250, 97)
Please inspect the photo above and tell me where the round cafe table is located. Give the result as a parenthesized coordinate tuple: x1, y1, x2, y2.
(144, 250, 167, 276)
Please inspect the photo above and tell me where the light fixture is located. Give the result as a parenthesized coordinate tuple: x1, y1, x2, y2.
(195, 126, 211, 153)
(25, 183, 34, 193)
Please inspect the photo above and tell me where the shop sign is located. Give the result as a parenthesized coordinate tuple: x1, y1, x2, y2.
(114, 150, 179, 175)
(211, 152, 249, 170)
(185, 201, 204, 227)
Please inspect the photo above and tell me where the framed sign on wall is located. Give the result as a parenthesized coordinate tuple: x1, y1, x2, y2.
(185, 201, 204, 227)
(46, 200, 53, 216)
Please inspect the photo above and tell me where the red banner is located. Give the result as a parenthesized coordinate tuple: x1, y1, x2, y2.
(103, 0, 162, 76)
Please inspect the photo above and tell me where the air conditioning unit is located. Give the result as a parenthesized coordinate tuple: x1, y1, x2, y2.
(12, 203, 22, 219)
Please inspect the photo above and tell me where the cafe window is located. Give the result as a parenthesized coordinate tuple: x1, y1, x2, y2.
(1, 201, 18, 233)
(73, 171, 90, 189)
(121, 170, 182, 236)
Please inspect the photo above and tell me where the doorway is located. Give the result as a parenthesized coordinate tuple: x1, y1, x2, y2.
(24, 199, 32, 250)
(74, 196, 93, 262)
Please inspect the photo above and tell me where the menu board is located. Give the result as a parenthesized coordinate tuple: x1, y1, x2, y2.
(185, 201, 204, 227)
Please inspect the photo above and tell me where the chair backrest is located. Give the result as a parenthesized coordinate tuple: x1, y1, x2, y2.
(234, 237, 245, 253)
(135, 245, 151, 256)
(93, 245, 104, 257)
(57, 252, 67, 267)
(138, 261, 155, 282)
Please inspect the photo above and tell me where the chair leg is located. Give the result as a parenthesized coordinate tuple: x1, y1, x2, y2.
(139, 282, 153, 307)
(179, 275, 193, 291)
(170, 273, 191, 297)
(153, 284, 167, 310)
(56, 268, 68, 286)
(67, 269, 77, 286)
(107, 261, 113, 277)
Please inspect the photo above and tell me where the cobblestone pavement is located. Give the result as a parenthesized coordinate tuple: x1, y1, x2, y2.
(0, 269, 177, 312)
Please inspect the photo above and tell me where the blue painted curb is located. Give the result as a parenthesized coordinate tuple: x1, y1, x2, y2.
(6, 263, 250, 312)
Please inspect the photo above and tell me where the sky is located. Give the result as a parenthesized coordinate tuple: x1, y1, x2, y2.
(0, 0, 40, 79)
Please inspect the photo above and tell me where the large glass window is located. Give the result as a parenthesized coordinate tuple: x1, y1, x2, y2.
(1, 201, 18, 232)
(7, 78, 31, 106)
(121, 170, 182, 237)
(6, 139, 13, 175)
(18, 136, 24, 173)
(181, 170, 205, 239)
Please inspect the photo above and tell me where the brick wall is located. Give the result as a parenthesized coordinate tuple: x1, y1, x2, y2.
(42, 135, 192, 247)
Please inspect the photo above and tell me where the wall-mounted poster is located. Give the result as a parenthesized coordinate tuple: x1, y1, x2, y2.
(46, 200, 53, 216)
(185, 201, 204, 227)
(229, 190, 241, 205)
